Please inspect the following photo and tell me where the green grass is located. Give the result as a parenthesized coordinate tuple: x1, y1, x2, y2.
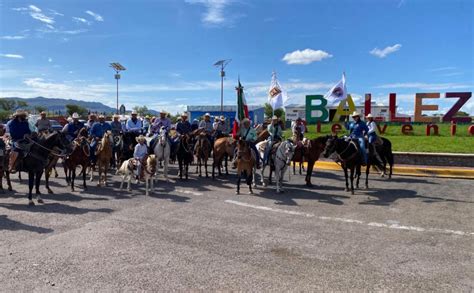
(283, 123, 474, 154)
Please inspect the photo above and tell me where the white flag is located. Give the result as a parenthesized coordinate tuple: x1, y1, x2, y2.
(268, 71, 288, 110)
(324, 73, 347, 106)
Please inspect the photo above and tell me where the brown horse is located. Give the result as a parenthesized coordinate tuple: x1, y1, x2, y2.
(212, 136, 234, 178)
(64, 137, 90, 191)
(0, 139, 12, 193)
(304, 135, 330, 187)
(93, 131, 113, 186)
(194, 133, 211, 178)
(291, 130, 306, 175)
(235, 139, 255, 194)
(255, 129, 270, 144)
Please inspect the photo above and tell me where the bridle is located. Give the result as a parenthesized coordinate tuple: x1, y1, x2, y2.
(26, 135, 68, 158)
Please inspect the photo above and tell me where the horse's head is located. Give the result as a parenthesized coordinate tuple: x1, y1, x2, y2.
(323, 134, 338, 158)
(102, 131, 113, 145)
(236, 139, 251, 160)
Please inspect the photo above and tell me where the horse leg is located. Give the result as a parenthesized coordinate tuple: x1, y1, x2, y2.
(6, 171, 12, 191)
(305, 161, 315, 187)
(28, 172, 34, 205)
(224, 155, 229, 175)
(365, 162, 370, 189)
(268, 167, 273, 185)
(356, 165, 361, 189)
(54, 166, 58, 178)
(275, 168, 281, 193)
(185, 162, 189, 180)
(150, 176, 154, 193)
(248, 170, 254, 194)
(71, 167, 76, 192)
(164, 159, 169, 182)
(145, 179, 149, 196)
(343, 167, 349, 192)
(127, 173, 132, 191)
(252, 166, 257, 188)
(198, 159, 202, 177)
(260, 165, 266, 187)
(236, 172, 241, 195)
(179, 159, 183, 180)
(45, 167, 53, 194)
(204, 159, 209, 178)
(35, 171, 43, 196)
(350, 167, 355, 195)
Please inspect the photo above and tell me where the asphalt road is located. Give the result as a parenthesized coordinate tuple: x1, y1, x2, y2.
(0, 163, 473, 291)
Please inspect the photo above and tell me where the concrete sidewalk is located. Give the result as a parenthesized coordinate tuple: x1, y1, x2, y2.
(294, 160, 474, 179)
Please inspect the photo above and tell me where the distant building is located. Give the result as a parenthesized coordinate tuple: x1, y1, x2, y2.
(186, 105, 265, 126)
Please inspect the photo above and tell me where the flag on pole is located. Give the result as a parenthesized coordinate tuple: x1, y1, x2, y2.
(232, 79, 249, 138)
(324, 73, 347, 106)
(268, 71, 288, 110)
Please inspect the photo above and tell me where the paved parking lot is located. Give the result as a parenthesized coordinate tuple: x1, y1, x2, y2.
(1, 165, 473, 291)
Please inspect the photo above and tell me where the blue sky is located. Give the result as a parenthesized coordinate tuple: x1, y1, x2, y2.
(0, 0, 473, 115)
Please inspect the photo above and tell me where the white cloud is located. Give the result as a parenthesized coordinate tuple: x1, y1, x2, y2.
(48, 57, 53, 62)
(0, 35, 26, 40)
(374, 82, 472, 91)
(48, 9, 64, 16)
(185, 0, 239, 26)
(73, 17, 92, 25)
(0, 54, 24, 59)
(429, 66, 457, 72)
(85, 10, 104, 22)
(369, 44, 402, 58)
(282, 49, 332, 65)
(13, 5, 56, 25)
(28, 5, 42, 12)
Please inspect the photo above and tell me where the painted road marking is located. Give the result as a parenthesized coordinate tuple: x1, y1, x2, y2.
(225, 200, 474, 237)
(175, 189, 203, 196)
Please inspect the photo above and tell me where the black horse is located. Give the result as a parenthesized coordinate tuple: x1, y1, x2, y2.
(323, 136, 369, 195)
(176, 134, 194, 180)
(118, 132, 139, 167)
(17, 132, 70, 206)
(369, 137, 394, 179)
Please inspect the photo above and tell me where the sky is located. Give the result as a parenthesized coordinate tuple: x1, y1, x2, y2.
(0, 0, 473, 115)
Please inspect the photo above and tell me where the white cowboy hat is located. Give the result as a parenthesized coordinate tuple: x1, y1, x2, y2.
(204, 113, 210, 117)
(220, 116, 225, 121)
(135, 135, 146, 142)
(98, 114, 105, 119)
(366, 113, 373, 118)
(131, 111, 138, 115)
(160, 110, 167, 114)
(272, 115, 278, 120)
(181, 112, 188, 117)
(13, 109, 27, 117)
(40, 111, 47, 115)
(72, 112, 80, 119)
(113, 114, 120, 118)
(351, 111, 361, 117)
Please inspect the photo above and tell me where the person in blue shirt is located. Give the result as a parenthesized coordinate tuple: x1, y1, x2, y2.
(89, 115, 112, 164)
(62, 113, 85, 141)
(6, 109, 32, 173)
(345, 111, 369, 165)
(126, 111, 143, 133)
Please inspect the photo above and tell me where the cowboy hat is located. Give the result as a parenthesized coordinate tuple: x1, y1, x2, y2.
(113, 114, 120, 118)
(204, 113, 210, 117)
(181, 112, 188, 117)
(220, 116, 225, 121)
(40, 111, 47, 115)
(241, 118, 250, 125)
(366, 113, 374, 118)
(131, 110, 138, 115)
(272, 115, 278, 120)
(160, 110, 167, 114)
(72, 112, 80, 119)
(98, 114, 105, 119)
(136, 135, 146, 142)
(13, 109, 27, 117)
(351, 111, 361, 117)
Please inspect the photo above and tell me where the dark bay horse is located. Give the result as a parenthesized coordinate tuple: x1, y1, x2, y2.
(194, 133, 211, 178)
(0, 138, 12, 193)
(177, 134, 194, 180)
(304, 135, 330, 187)
(235, 139, 255, 195)
(371, 137, 394, 179)
(17, 132, 70, 205)
(64, 137, 90, 191)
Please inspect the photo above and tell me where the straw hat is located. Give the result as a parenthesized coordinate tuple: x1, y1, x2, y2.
(204, 113, 210, 117)
(113, 114, 120, 118)
(13, 109, 27, 117)
(72, 112, 80, 119)
(220, 116, 225, 121)
(131, 110, 138, 115)
(40, 111, 46, 115)
(181, 112, 188, 117)
(351, 111, 361, 117)
(241, 118, 250, 125)
(160, 110, 167, 114)
(98, 114, 105, 119)
(366, 113, 373, 118)
(136, 135, 146, 143)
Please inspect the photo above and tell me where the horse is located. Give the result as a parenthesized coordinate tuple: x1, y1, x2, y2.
(304, 136, 330, 187)
(323, 135, 370, 195)
(235, 139, 256, 195)
(64, 137, 90, 191)
(152, 127, 171, 181)
(117, 155, 157, 196)
(118, 131, 138, 167)
(91, 131, 113, 187)
(0, 138, 12, 193)
(15, 132, 69, 205)
(255, 129, 270, 144)
(371, 137, 394, 179)
(258, 140, 295, 193)
(292, 130, 306, 175)
(194, 133, 211, 178)
(212, 136, 234, 178)
(176, 134, 194, 180)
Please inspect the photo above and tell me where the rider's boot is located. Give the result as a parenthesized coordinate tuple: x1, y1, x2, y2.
(8, 151, 19, 173)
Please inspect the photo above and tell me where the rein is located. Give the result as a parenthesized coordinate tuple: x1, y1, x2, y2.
(336, 140, 358, 162)
(26, 136, 67, 157)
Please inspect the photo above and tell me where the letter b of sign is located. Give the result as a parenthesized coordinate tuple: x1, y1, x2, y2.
(305, 95, 329, 123)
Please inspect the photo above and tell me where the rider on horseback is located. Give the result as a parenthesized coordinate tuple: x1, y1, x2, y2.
(263, 116, 283, 166)
(126, 111, 143, 133)
(62, 113, 84, 142)
(176, 113, 192, 135)
(133, 135, 148, 179)
(7, 109, 32, 173)
(232, 118, 261, 169)
(89, 115, 112, 164)
(149, 110, 173, 149)
(35, 111, 51, 134)
(292, 117, 305, 141)
(346, 111, 369, 165)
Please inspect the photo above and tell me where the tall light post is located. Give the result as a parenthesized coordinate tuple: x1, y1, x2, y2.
(213, 59, 231, 115)
(110, 62, 126, 114)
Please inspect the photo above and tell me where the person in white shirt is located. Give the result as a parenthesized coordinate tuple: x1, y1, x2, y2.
(366, 113, 377, 145)
(134, 135, 148, 178)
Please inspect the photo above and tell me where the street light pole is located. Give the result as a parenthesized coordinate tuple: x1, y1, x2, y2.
(110, 62, 126, 115)
(213, 59, 231, 116)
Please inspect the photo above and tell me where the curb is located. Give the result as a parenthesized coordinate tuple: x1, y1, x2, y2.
(293, 161, 474, 180)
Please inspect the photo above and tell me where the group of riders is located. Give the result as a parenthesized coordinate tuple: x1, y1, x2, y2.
(0, 107, 382, 181)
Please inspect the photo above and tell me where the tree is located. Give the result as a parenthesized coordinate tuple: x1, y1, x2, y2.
(34, 106, 47, 114)
(132, 105, 150, 116)
(65, 104, 88, 117)
(455, 111, 470, 117)
(264, 103, 285, 120)
(0, 99, 17, 111)
(16, 100, 28, 108)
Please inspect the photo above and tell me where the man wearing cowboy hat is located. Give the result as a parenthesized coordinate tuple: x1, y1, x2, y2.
(6, 109, 32, 173)
(292, 117, 305, 141)
(126, 111, 143, 133)
(133, 135, 148, 179)
(62, 113, 84, 141)
(142, 115, 151, 133)
(86, 114, 97, 130)
(176, 112, 192, 135)
(346, 111, 369, 165)
(216, 116, 228, 136)
(111, 114, 123, 136)
(35, 111, 51, 133)
(149, 110, 171, 136)
(198, 113, 213, 133)
(232, 118, 260, 169)
(263, 116, 283, 165)
(89, 114, 112, 164)
(366, 113, 377, 145)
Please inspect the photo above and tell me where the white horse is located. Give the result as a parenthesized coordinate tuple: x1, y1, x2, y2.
(257, 140, 295, 193)
(117, 155, 157, 196)
(152, 127, 171, 182)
